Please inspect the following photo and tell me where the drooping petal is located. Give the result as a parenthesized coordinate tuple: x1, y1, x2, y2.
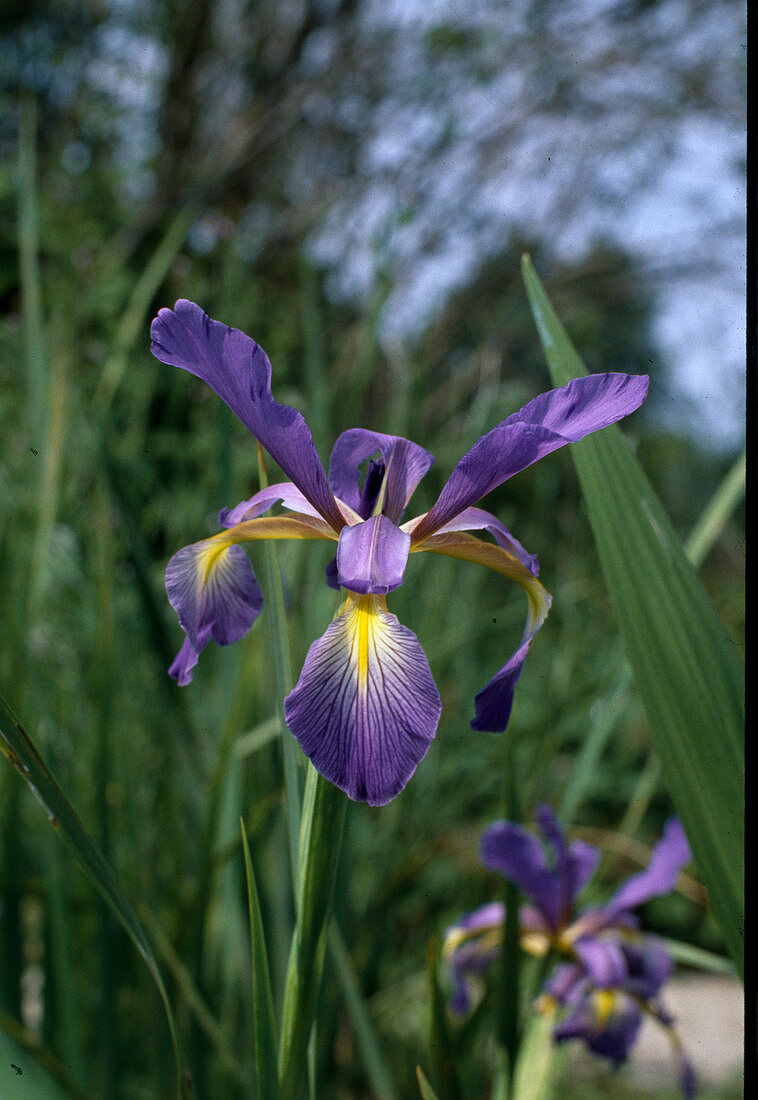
(480, 820, 565, 931)
(410, 373, 649, 542)
(419, 505, 539, 576)
(335, 515, 411, 595)
(328, 429, 435, 523)
(150, 300, 344, 530)
(219, 481, 322, 527)
(571, 819, 692, 936)
(165, 540, 264, 685)
(412, 528, 551, 731)
(602, 818, 691, 921)
(283, 593, 442, 805)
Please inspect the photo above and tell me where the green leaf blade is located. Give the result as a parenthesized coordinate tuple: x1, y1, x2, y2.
(521, 255, 744, 976)
(0, 695, 191, 1094)
(240, 820, 282, 1100)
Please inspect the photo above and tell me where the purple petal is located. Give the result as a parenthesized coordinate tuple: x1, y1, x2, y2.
(219, 482, 322, 527)
(444, 902, 505, 1016)
(470, 634, 535, 732)
(678, 1051, 697, 1099)
(572, 936, 629, 988)
(411, 374, 649, 542)
(544, 962, 586, 1004)
(168, 637, 200, 685)
(602, 818, 691, 922)
(165, 539, 263, 684)
(151, 301, 343, 530)
(451, 901, 506, 936)
(534, 804, 601, 913)
(553, 990, 643, 1065)
(335, 515, 411, 595)
(480, 820, 564, 931)
(329, 429, 434, 523)
(410, 528, 551, 733)
(430, 506, 539, 576)
(283, 593, 442, 805)
(619, 935, 673, 999)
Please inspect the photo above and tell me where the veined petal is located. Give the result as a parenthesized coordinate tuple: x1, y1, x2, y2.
(166, 514, 337, 684)
(335, 514, 411, 594)
(165, 540, 264, 685)
(329, 429, 435, 523)
(150, 300, 344, 530)
(283, 593, 442, 805)
(411, 373, 649, 542)
(413, 529, 551, 731)
(219, 481, 323, 527)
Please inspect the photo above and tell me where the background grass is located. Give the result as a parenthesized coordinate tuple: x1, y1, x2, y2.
(0, 64, 745, 1100)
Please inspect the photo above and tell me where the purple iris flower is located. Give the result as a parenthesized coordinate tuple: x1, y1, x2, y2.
(150, 300, 648, 805)
(444, 808, 695, 1094)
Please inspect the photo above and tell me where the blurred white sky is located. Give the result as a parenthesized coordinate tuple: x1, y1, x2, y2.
(308, 0, 746, 450)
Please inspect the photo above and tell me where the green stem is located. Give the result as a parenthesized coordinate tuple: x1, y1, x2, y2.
(278, 766, 346, 1100)
(497, 738, 522, 1095)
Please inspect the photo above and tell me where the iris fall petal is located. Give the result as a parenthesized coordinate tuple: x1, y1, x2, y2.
(283, 592, 442, 805)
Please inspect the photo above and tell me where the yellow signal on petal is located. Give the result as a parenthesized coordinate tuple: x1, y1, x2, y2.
(197, 541, 226, 585)
(339, 592, 390, 682)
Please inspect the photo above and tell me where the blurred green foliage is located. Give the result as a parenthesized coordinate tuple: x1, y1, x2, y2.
(0, 76, 744, 1100)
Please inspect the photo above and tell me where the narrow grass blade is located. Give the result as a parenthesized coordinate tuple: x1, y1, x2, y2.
(416, 1065, 442, 1100)
(522, 255, 745, 976)
(278, 766, 346, 1099)
(0, 695, 192, 1097)
(426, 939, 462, 1100)
(240, 820, 282, 1099)
(327, 922, 398, 1100)
(684, 450, 745, 568)
(497, 741, 522, 1088)
(94, 202, 197, 411)
(17, 90, 47, 442)
(511, 1011, 566, 1100)
(0, 1013, 78, 1099)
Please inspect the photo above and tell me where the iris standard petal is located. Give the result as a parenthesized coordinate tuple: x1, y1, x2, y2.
(598, 818, 691, 927)
(335, 514, 411, 595)
(329, 428, 435, 523)
(165, 540, 264, 684)
(283, 592, 442, 805)
(572, 936, 629, 988)
(150, 300, 344, 530)
(411, 373, 649, 542)
(480, 820, 564, 930)
(534, 804, 601, 915)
